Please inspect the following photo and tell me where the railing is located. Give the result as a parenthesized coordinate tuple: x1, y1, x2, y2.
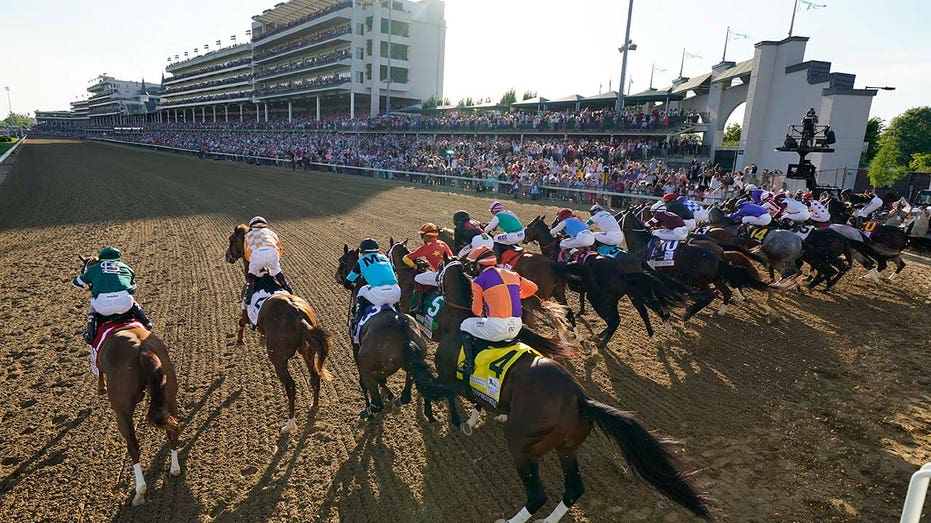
(253, 0, 352, 42)
(160, 91, 253, 107)
(162, 74, 253, 95)
(255, 49, 351, 80)
(254, 75, 348, 97)
(253, 25, 352, 62)
(164, 57, 251, 84)
(901, 463, 931, 523)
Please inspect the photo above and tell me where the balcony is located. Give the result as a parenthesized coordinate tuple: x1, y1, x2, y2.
(254, 49, 350, 81)
(253, 74, 349, 99)
(160, 90, 254, 107)
(253, 25, 351, 64)
(253, 0, 352, 45)
(162, 74, 253, 96)
(164, 57, 252, 85)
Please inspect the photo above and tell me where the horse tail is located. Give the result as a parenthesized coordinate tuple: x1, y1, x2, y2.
(298, 318, 333, 382)
(515, 327, 575, 360)
(139, 349, 178, 432)
(524, 297, 571, 339)
(579, 398, 713, 520)
(720, 261, 770, 291)
(641, 263, 692, 296)
(400, 316, 456, 401)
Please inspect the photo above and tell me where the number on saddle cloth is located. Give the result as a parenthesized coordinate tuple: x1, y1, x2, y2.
(859, 221, 879, 237)
(595, 244, 621, 258)
(415, 292, 445, 334)
(647, 239, 678, 267)
(748, 226, 770, 241)
(456, 342, 542, 408)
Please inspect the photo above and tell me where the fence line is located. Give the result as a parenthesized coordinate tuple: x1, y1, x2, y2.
(0, 135, 27, 166)
(93, 138, 679, 207)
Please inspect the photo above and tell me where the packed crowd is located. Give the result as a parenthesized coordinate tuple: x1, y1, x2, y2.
(252, 0, 353, 41)
(161, 74, 253, 95)
(165, 57, 251, 83)
(255, 49, 352, 79)
(253, 25, 352, 61)
(254, 72, 350, 96)
(161, 90, 253, 107)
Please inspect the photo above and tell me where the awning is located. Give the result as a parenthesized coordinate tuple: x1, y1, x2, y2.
(623, 88, 684, 103)
(671, 72, 712, 95)
(253, 0, 343, 25)
(712, 59, 753, 84)
(511, 96, 549, 108)
(546, 94, 586, 106)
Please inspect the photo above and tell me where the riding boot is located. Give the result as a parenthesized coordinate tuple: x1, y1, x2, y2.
(83, 313, 98, 345)
(410, 288, 422, 314)
(460, 332, 476, 381)
(274, 272, 293, 294)
(129, 304, 154, 331)
(354, 296, 372, 327)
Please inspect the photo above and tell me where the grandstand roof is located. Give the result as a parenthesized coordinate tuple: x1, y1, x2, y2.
(511, 96, 549, 108)
(253, 0, 342, 25)
(671, 72, 712, 95)
(625, 88, 684, 103)
(712, 59, 753, 84)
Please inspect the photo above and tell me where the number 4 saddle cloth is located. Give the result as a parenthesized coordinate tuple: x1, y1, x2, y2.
(456, 341, 542, 408)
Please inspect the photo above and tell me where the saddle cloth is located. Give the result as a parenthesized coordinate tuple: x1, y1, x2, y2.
(746, 226, 771, 241)
(415, 292, 445, 337)
(353, 304, 395, 344)
(595, 244, 623, 258)
(858, 221, 882, 238)
(456, 341, 541, 408)
(647, 239, 679, 268)
(90, 321, 145, 378)
(497, 246, 525, 269)
(242, 289, 288, 326)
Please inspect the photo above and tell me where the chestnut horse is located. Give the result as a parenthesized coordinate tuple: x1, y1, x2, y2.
(77, 255, 181, 507)
(409, 259, 712, 522)
(225, 229, 332, 435)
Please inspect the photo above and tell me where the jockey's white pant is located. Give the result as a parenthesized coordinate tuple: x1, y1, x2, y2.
(357, 284, 401, 307)
(461, 316, 522, 342)
(693, 209, 710, 224)
(782, 209, 810, 222)
(652, 227, 689, 242)
(248, 247, 282, 277)
(593, 230, 624, 247)
(89, 291, 135, 316)
(414, 271, 439, 287)
(856, 199, 883, 217)
(742, 214, 772, 227)
(559, 229, 595, 250)
(494, 230, 525, 245)
(459, 233, 495, 256)
(683, 218, 697, 231)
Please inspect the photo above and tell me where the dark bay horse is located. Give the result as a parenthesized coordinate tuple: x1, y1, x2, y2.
(336, 245, 440, 422)
(77, 255, 181, 507)
(523, 216, 688, 346)
(225, 234, 332, 435)
(702, 208, 803, 280)
(411, 260, 712, 522)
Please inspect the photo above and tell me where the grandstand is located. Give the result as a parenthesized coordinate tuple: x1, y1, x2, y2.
(161, 44, 254, 123)
(86, 74, 161, 126)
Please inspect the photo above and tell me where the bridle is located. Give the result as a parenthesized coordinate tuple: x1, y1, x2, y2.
(436, 260, 471, 311)
(527, 221, 558, 252)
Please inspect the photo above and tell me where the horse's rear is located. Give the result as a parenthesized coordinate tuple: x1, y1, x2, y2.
(355, 310, 428, 419)
(99, 328, 180, 506)
(257, 294, 332, 434)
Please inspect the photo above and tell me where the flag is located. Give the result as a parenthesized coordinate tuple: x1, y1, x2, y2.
(653, 65, 668, 72)
(231, 35, 237, 41)
(216, 40, 222, 46)
(729, 31, 750, 40)
(799, 0, 826, 10)
(175, 55, 179, 60)
(685, 51, 702, 59)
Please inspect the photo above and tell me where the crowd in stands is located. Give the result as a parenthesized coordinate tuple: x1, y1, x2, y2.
(254, 25, 352, 61)
(161, 90, 253, 106)
(254, 73, 350, 96)
(165, 57, 251, 83)
(161, 74, 253, 95)
(252, 1, 353, 41)
(255, 49, 352, 79)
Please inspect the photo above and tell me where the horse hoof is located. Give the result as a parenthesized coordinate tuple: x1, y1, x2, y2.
(131, 493, 146, 507)
(170, 464, 181, 477)
(280, 418, 296, 435)
(460, 423, 473, 436)
(494, 415, 508, 423)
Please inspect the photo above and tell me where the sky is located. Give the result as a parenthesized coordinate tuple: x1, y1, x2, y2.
(3, 0, 928, 124)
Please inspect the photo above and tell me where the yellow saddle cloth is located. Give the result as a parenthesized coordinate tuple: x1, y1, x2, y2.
(457, 342, 542, 407)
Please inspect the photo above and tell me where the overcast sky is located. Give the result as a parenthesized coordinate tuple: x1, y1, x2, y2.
(3, 0, 927, 124)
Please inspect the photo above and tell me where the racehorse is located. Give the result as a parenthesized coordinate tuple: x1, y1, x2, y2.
(336, 245, 440, 422)
(77, 255, 181, 507)
(411, 259, 713, 522)
(701, 207, 802, 281)
(225, 231, 332, 435)
(523, 216, 688, 345)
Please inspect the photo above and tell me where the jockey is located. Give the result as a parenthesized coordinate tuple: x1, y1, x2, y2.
(244, 216, 292, 301)
(661, 193, 696, 231)
(855, 190, 885, 225)
(644, 208, 689, 242)
(804, 192, 831, 226)
(678, 196, 709, 225)
(777, 195, 810, 224)
(342, 238, 401, 328)
(550, 208, 595, 257)
(586, 204, 624, 248)
(452, 209, 485, 255)
(72, 247, 152, 345)
(402, 223, 453, 310)
(727, 199, 773, 230)
(483, 201, 525, 245)
(459, 246, 538, 378)
(751, 189, 773, 205)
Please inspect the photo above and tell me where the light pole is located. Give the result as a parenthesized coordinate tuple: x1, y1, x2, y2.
(385, 0, 393, 115)
(614, 0, 635, 113)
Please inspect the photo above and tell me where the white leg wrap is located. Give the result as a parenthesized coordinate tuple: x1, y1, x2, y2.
(718, 303, 728, 316)
(734, 288, 747, 302)
(170, 450, 180, 476)
(466, 407, 481, 428)
(887, 271, 898, 281)
(281, 418, 296, 435)
(542, 501, 570, 523)
(132, 462, 146, 506)
(507, 506, 533, 523)
(867, 267, 880, 283)
(494, 414, 508, 423)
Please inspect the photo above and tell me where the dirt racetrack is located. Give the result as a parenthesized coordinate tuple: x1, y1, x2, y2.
(0, 138, 929, 522)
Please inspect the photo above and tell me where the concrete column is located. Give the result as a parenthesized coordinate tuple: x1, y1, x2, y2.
(350, 92, 355, 119)
(288, 101, 292, 123)
(224, 105, 228, 122)
(212, 106, 216, 123)
(264, 103, 268, 122)
(201, 106, 206, 122)
(316, 96, 321, 121)
(239, 104, 243, 122)
(255, 103, 259, 122)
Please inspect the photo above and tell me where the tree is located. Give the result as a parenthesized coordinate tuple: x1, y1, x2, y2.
(422, 96, 438, 110)
(868, 106, 931, 185)
(721, 123, 741, 147)
(910, 152, 931, 172)
(2, 113, 35, 127)
(499, 88, 517, 106)
(859, 116, 884, 167)
(456, 97, 474, 108)
(522, 90, 537, 101)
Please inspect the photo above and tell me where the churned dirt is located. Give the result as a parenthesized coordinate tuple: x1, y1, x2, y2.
(0, 138, 928, 522)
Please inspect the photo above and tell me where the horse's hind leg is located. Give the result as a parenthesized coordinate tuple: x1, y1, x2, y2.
(378, 379, 397, 410)
(298, 348, 322, 409)
(628, 296, 654, 339)
(113, 408, 146, 506)
(397, 371, 413, 407)
(713, 279, 733, 316)
(683, 290, 715, 323)
(272, 358, 298, 434)
(359, 376, 383, 420)
(503, 454, 547, 523)
(888, 256, 905, 281)
(538, 445, 586, 523)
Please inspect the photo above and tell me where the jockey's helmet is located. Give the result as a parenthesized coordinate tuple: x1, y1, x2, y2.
(97, 246, 122, 260)
(467, 246, 497, 267)
(489, 201, 505, 214)
(419, 223, 439, 236)
(745, 184, 758, 192)
(453, 210, 470, 225)
(662, 193, 678, 202)
(650, 201, 665, 212)
(802, 192, 813, 201)
(249, 216, 267, 227)
(556, 208, 573, 221)
(359, 238, 379, 252)
(589, 204, 604, 215)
